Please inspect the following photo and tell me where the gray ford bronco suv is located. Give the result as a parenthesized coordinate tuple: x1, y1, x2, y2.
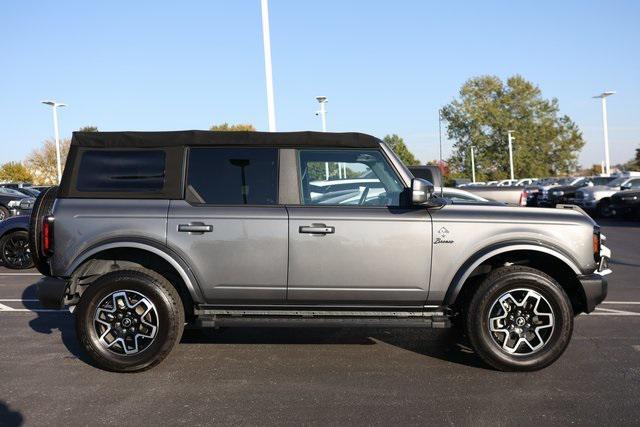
(33, 130, 610, 372)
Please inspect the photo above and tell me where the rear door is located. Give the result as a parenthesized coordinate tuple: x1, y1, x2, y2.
(166, 147, 288, 304)
(286, 148, 432, 306)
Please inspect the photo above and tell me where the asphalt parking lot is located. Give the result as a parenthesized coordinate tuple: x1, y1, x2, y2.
(1, 220, 639, 426)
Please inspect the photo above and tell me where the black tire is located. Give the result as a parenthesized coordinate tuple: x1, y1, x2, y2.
(75, 269, 185, 372)
(28, 186, 58, 276)
(596, 199, 613, 218)
(465, 266, 573, 372)
(0, 206, 9, 221)
(0, 230, 35, 269)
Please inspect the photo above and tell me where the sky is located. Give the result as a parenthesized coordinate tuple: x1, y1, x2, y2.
(1, 0, 639, 168)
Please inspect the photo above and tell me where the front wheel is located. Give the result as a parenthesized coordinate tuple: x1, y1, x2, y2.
(597, 199, 613, 218)
(466, 266, 573, 371)
(75, 269, 184, 372)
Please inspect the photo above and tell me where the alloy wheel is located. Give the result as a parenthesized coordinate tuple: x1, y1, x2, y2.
(93, 290, 159, 356)
(487, 288, 555, 355)
(3, 235, 32, 269)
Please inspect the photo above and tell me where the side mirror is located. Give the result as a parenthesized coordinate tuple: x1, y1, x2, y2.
(411, 178, 434, 205)
(621, 184, 631, 191)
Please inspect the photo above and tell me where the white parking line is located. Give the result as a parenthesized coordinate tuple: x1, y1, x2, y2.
(0, 299, 66, 313)
(591, 307, 640, 316)
(603, 301, 640, 305)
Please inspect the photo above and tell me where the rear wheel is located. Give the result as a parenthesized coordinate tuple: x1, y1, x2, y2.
(75, 269, 184, 372)
(466, 266, 573, 371)
(0, 230, 34, 269)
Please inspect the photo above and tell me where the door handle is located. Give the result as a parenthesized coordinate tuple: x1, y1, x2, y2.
(178, 223, 213, 233)
(299, 224, 335, 235)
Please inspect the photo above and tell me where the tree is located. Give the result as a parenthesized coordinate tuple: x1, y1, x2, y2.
(78, 126, 98, 132)
(25, 138, 72, 185)
(0, 161, 33, 183)
(383, 134, 420, 166)
(441, 75, 585, 181)
(209, 123, 256, 132)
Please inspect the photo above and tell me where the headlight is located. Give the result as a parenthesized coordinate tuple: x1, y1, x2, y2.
(19, 199, 34, 210)
(552, 190, 564, 196)
(582, 192, 594, 200)
(7, 200, 20, 207)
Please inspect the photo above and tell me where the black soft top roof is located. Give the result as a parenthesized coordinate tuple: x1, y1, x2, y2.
(71, 130, 382, 149)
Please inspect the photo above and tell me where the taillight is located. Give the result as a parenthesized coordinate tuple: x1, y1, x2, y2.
(592, 226, 601, 262)
(42, 216, 54, 256)
(519, 190, 528, 207)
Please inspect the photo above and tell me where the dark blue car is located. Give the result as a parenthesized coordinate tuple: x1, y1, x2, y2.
(0, 215, 33, 269)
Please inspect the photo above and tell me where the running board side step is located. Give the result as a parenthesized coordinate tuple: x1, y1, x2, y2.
(192, 308, 451, 329)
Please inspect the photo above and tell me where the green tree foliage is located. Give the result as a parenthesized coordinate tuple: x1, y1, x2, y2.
(441, 75, 585, 181)
(78, 126, 98, 132)
(383, 134, 420, 166)
(0, 161, 33, 183)
(209, 123, 256, 132)
(25, 138, 72, 185)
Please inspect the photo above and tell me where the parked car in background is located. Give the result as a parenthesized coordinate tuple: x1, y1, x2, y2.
(432, 187, 501, 204)
(0, 215, 33, 269)
(611, 188, 640, 219)
(544, 176, 615, 207)
(515, 178, 538, 186)
(497, 179, 518, 186)
(575, 176, 640, 217)
(0, 187, 29, 221)
(461, 185, 530, 206)
(407, 165, 443, 188)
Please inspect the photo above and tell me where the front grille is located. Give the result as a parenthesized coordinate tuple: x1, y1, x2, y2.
(575, 192, 584, 200)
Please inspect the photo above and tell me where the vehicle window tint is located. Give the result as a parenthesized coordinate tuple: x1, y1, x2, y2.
(298, 149, 403, 206)
(629, 179, 640, 188)
(187, 148, 278, 205)
(77, 150, 165, 192)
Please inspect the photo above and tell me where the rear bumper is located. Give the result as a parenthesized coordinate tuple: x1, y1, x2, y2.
(577, 274, 608, 313)
(36, 276, 68, 309)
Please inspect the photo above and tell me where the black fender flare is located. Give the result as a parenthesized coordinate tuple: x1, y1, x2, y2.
(443, 240, 583, 306)
(63, 237, 205, 304)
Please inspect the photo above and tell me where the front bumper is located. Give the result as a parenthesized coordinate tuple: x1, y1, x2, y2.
(574, 199, 597, 210)
(577, 274, 608, 313)
(578, 243, 611, 313)
(36, 276, 68, 309)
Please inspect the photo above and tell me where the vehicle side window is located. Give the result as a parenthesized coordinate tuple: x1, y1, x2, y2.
(77, 150, 165, 192)
(297, 149, 403, 206)
(186, 147, 278, 205)
(629, 179, 640, 189)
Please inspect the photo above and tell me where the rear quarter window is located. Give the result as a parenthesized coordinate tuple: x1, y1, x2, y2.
(76, 150, 166, 192)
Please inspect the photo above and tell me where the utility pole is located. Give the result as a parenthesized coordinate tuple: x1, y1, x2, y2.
(260, 0, 277, 131)
(470, 146, 476, 183)
(41, 100, 67, 183)
(593, 91, 615, 176)
(507, 130, 515, 180)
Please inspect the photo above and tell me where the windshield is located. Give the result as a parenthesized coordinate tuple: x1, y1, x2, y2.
(606, 177, 628, 187)
(0, 187, 24, 196)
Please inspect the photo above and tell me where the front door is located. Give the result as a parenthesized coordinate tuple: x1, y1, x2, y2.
(167, 147, 288, 304)
(287, 149, 432, 306)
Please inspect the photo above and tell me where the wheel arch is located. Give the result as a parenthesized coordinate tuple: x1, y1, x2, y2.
(65, 240, 205, 306)
(444, 242, 586, 313)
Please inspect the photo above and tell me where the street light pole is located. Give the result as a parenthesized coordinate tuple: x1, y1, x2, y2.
(507, 130, 515, 180)
(41, 100, 67, 184)
(260, 0, 277, 131)
(470, 146, 476, 183)
(593, 91, 615, 176)
(315, 96, 332, 179)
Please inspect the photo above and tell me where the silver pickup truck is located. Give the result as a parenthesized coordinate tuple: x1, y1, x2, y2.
(33, 130, 610, 372)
